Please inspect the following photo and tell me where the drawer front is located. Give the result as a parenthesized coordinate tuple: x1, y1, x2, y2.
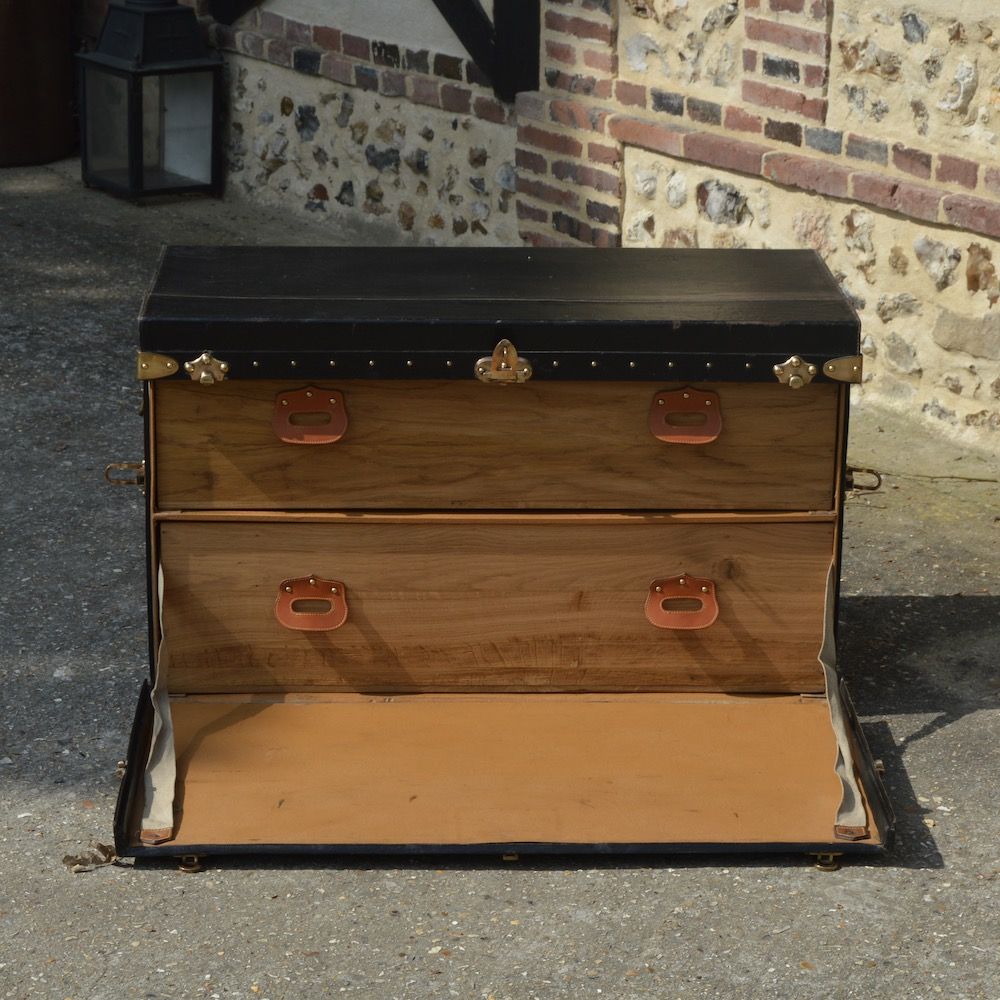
(153, 381, 840, 511)
(159, 517, 834, 694)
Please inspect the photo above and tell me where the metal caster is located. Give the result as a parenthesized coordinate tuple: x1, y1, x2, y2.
(177, 854, 205, 873)
(812, 852, 842, 872)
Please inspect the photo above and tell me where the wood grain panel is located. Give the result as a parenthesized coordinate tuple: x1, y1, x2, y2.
(159, 519, 834, 693)
(161, 694, 879, 848)
(153, 380, 839, 511)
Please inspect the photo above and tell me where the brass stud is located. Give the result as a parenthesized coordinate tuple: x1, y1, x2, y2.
(789, 374, 805, 390)
(745, 362, 751, 369)
(826, 363, 835, 373)
(184, 362, 194, 372)
(705, 400, 712, 406)
(284, 586, 292, 593)
(290, 360, 297, 367)
(629, 361, 636, 368)
(591, 360, 598, 368)
(252, 360, 260, 368)
(682, 392, 690, 399)
(791, 357, 801, 368)
(552, 360, 559, 368)
(520, 368, 529, 375)
(446, 360, 453, 368)
(329, 398, 336, 405)
(141, 362, 149, 370)
(220, 362, 229, 372)
(807, 364, 817, 376)
(305, 391, 313, 398)
(657, 398, 665, 406)
(165, 361, 174, 369)
(705, 362, 712, 369)
(308, 577, 317, 586)
(369, 360, 376, 367)
(773, 364, 783, 376)
(679, 577, 686, 586)
(654, 585, 663, 593)
(281, 399, 289, 406)
(406, 360, 414, 367)
(329, 360, 336, 367)
(701, 586, 709, 593)
(667, 361, 675, 368)
(330, 587, 337, 594)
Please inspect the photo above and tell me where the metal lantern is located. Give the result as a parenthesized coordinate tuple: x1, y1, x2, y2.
(77, 0, 223, 199)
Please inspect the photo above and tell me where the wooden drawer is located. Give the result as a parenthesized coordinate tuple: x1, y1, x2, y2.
(158, 515, 835, 694)
(152, 380, 841, 512)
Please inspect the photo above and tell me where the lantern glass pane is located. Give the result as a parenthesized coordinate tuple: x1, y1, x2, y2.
(142, 72, 213, 189)
(84, 67, 129, 186)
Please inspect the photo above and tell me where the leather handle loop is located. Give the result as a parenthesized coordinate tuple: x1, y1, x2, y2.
(273, 387, 348, 445)
(275, 576, 348, 631)
(648, 388, 722, 445)
(645, 574, 719, 630)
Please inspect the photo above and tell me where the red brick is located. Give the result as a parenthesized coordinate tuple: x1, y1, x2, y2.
(441, 84, 472, 113)
(770, 0, 804, 11)
(237, 30, 265, 59)
(544, 10, 614, 43)
(284, 18, 311, 44)
(320, 53, 353, 85)
(763, 152, 851, 197)
(803, 64, 827, 87)
(607, 116, 689, 157)
(725, 105, 764, 133)
(583, 48, 616, 74)
(892, 144, 932, 180)
(516, 175, 581, 210)
(745, 0, 760, 7)
(550, 98, 610, 132)
(985, 166, 1000, 198)
(520, 230, 570, 248)
(515, 93, 548, 122)
(809, 0, 828, 17)
(551, 160, 620, 194)
(410, 77, 440, 108)
(258, 10, 284, 36)
(941, 194, 1000, 238)
(615, 81, 647, 108)
(265, 37, 293, 67)
(743, 47, 758, 72)
(684, 133, 769, 175)
(211, 23, 236, 50)
(380, 70, 406, 97)
(937, 154, 979, 190)
(518, 124, 584, 157)
(473, 96, 508, 123)
(312, 26, 342, 52)
(587, 140, 621, 165)
(546, 39, 577, 65)
(745, 17, 829, 56)
(516, 201, 549, 223)
(545, 69, 612, 99)
(342, 34, 370, 59)
(516, 148, 548, 175)
(743, 79, 827, 121)
(852, 173, 942, 223)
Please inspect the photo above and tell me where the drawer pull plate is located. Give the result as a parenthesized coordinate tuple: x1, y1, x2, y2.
(646, 574, 719, 630)
(273, 387, 348, 444)
(275, 576, 348, 631)
(649, 388, 722, 444)
(475, 339, 533, 384)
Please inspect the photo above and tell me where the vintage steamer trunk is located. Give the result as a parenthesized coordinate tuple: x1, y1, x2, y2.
(113, 246, 893, 863)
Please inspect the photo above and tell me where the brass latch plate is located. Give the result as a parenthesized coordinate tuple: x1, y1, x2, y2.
(137, 353, 179, 380)
(475, 339, 532, 383)
(184, 351, 229, 385)
(773, 354, 864, 387)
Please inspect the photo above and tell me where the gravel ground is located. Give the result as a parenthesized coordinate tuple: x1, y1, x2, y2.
(1, 159, 998, 1000)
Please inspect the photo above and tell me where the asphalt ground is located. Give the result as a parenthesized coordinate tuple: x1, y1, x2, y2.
(1, 159, 998, 1000)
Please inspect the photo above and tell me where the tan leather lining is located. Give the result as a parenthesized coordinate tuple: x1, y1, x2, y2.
(157, 693, 880, 848)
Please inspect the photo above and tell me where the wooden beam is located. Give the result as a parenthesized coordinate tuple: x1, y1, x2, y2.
(493, 0, 540, 101)
(208, 0, 259, 26)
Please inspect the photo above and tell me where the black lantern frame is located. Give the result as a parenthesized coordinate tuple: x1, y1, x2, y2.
(77, 0, 224, 199)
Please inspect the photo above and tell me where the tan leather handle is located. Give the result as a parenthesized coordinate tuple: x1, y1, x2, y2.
(645, 574, 719, 630)
(273, 387, 348, 444)
(648, 388, 722, 444)
(275, 576, 348, 631)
